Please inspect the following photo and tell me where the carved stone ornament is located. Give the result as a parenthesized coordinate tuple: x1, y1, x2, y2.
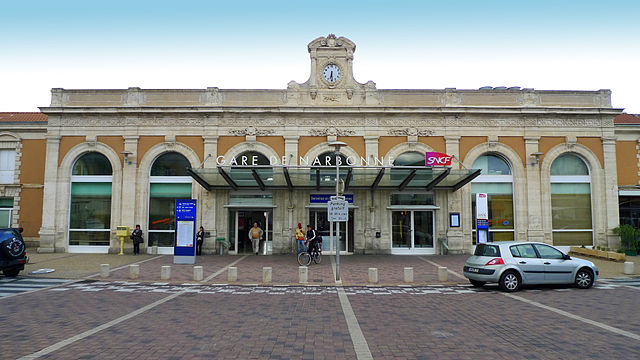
(387, 128, 434, 136)
(229, 127, 275, 136)
(309, 127, 355, 136)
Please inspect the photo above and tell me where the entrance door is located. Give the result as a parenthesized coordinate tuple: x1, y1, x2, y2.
(230, 210, 272, 254)
(391, 210, 434, 254)
(309, 209, 354, 254)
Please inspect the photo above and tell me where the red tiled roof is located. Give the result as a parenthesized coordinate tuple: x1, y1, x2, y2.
(0, 112, 48, 123)
(615, 113, 640, 124)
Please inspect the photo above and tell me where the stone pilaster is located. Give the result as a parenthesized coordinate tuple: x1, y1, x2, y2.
(284, 136, 299, 166)
(201, 136, 219, 253)
(445, 136, 464, 253)
(525, 137, 545, 243)
(602, 136, 620, 248)
(120, 135, 139, 245)
(38, 135, 60, 253)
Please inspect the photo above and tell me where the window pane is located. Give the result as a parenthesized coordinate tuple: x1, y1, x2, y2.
(472, 193, 514, 229)
(0, 197, 13, 208)
(232, 151, 270, 166)
(71, 182, 112, 196)
(392, 211, 410, 248)
(148, 231, 174, 247)
(151, 152, 190, 176)
(550, 183, 590, 194)
(491, 231, 514, 241)
(551, 154, 588, 176)
(70, 194, 111, 229)
(0, 209, 11, 227)
(69, 230, 110, 246)
(394, 152, 425, 166)
(474, 244, 501, 256)
(72, 152, 112, 175)
(513, 244, 538, 258)
(149, 183, 191, 198)
(552, 231, 592, 246)
(472, 154, 511, 175)
(619, 196, 640, 228)
(471, 183, 513, 195)
(551, 192, 592, 229)
(534, 244, 564, 259)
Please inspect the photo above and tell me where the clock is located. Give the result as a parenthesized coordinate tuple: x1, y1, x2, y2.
(322, 64, 341, 83)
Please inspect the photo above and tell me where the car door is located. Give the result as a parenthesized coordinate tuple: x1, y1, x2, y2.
(533, 244, 574, 284)
(509, 244, 545, 284)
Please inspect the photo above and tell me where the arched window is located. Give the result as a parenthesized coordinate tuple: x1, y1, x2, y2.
(550, 154, 592, 246)
(391, 152, 433, 205)
(471, 154, 514, 242)
(311, 151, 349, 185)
(148, 152, 192, 249)
(230, 151, 272, 187)
(69, 152, 113, 247)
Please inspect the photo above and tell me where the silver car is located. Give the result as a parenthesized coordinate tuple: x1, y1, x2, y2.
(463, 241, 599, 292)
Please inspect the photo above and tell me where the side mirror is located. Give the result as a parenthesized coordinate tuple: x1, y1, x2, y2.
(563, 254, 571, 260)
(18, 227, 23, 233)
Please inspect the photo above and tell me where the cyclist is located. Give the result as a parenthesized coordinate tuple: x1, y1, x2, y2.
(306, 224, 320, 256)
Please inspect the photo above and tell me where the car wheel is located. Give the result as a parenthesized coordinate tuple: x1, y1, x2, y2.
(469, 279, 486, 287)
(499, 270, 521, 292)
(2, 268, 20, 277)
(1, 238, 25, 259)
(575, 268, 594, 289)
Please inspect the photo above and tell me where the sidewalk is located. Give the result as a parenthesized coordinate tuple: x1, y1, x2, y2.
(18, 251, 638, 285)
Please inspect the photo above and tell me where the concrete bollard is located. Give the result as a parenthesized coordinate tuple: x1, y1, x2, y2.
(438, 266, 448, 282)
(624, 261, 635, 275)
(161, 265, 171, 280)
(194, 266, 204, 281)
(100, 264, 110, 278)
(228, 267, 237, 282)
(129, 264, 140, 279)
(368, 268, 378, 284)
(263, 267, 272, 284)
(404, 267, 414, 283)
(299, 266, 308, 283)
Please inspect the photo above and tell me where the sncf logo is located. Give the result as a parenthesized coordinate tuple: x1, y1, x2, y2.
(425, 152, 452, 166)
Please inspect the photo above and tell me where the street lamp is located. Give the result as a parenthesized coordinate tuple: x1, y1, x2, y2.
(328, 141, 347, 281)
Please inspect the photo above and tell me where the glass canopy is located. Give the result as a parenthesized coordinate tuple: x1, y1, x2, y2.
(188, 166, 480, 192)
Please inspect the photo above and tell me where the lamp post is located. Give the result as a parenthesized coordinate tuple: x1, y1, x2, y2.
(328, 141, 347, 282)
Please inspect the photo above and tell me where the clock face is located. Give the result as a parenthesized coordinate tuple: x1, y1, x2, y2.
(322, 64, 341, 83)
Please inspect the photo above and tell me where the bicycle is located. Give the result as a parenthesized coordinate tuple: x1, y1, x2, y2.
(297, 242, 321, 266)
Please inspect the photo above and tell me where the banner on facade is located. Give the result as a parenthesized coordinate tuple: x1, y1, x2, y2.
(425, 152, 452, 167)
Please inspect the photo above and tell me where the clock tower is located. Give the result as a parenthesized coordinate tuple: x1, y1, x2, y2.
(286, 34, 379, 105)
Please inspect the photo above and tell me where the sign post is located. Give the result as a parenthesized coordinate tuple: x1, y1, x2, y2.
(475, 193, 489, 244)
(328, 195, 348, 281)
(174, 199, 197, 264)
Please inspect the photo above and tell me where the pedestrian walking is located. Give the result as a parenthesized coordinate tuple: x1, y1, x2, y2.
(196, 226, 204, 255)
(295, 222, 306, 253)
(130, 225, 143, 255)
(249, 222, 264, 255)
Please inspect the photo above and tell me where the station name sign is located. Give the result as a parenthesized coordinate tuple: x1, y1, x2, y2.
(214, 152, 454, 167)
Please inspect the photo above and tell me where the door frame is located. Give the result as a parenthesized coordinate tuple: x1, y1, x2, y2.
(309, 208, 353, 255)
(229, 208, 271, 255)
(390, 210, 436, 255)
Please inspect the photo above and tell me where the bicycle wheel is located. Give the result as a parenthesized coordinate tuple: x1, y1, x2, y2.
(297, 252, 311, 266)
(313, 250, 321, 264)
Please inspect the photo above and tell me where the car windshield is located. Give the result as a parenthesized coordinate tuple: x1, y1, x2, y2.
(0, 229, 16, 242)
(474, 244, 501, 257)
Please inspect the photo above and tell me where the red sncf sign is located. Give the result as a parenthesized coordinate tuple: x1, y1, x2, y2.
(425, 152, 452, 166)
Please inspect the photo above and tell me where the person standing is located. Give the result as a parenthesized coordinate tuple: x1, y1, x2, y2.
(196, 226, 204, 256)
(295, 223, 306, 253)
(248, 222, 263, 255)
(131, 225, 143, 255)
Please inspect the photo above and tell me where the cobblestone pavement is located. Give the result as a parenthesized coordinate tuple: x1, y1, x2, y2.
(2, 277, 639, 360)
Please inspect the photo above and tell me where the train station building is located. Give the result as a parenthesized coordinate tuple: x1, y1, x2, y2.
(2, 34, 638, 255)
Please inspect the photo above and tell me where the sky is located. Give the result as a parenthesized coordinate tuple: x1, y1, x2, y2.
(1, 0, 639, 112)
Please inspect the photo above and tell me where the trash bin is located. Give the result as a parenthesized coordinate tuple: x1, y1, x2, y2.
(216, 237, 230, 255)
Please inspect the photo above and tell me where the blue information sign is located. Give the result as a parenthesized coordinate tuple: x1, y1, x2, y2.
(174, 199, 197, 263)
(310, 194, 354, 203)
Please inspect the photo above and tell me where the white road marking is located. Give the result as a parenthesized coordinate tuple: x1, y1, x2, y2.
(17, 291, 185, 360)
(0, 278, 76, 300)
(504, 293, 640, 341)
(202, 255, 248, 282)
(418, 256, 466, 279)
(337, 286, 374, 360)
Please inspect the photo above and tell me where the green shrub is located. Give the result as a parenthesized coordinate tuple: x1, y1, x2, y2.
(612, 224, 640, 251)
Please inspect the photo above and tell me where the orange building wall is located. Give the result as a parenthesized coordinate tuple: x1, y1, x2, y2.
(18, 188, 43, 237)
(418, 136, 446, 153)
(217, 136, 245, 156)
(176, 136, 204, 163)
(298, 136, 326, 158)
(616, 141, 639, 186)
(459, 136, 486, 162)
(58, 136, 85, 165)
(378, 136, 405, 156)
(97, 136, 124, 167)
(256, 136, 285, 158)
(538, 137, 565, 165)
(337, 136, 365, 158)
(577, 137, 604, 168)
(499, 137, 526, 167)
(20, 139, 46, 184)
(137, 136, 165, 166)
